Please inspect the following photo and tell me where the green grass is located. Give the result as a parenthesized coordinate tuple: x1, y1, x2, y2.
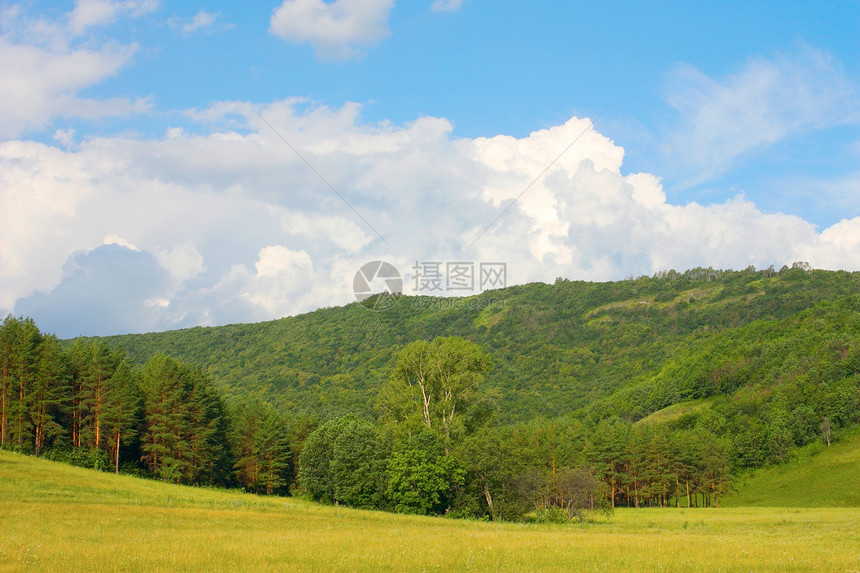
(723, 425, 860, 507)
(2, 452, 860, 571)
(634, 398, 714, 426)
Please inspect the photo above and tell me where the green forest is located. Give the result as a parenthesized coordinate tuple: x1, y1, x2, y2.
(1, 264, 859, 520)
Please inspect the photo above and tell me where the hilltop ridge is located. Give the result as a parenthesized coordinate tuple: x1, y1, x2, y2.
(98, 266, 860, 425)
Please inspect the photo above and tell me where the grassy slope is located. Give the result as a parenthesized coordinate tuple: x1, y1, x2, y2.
(2, 452, 860, 572)
(633, 398, 714, 425)
(722, 426, 860, 507)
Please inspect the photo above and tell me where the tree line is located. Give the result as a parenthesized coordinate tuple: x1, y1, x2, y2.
(2, 315, 856, 521)
(293, 336, 735, 519)
(0, 316, 292, 495)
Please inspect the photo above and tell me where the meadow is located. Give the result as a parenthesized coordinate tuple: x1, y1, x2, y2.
(2, 451, 859, 572)
(723, 425, 860, 508)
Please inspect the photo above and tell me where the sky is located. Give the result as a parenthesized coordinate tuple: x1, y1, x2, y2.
(1, 0, 859, 338)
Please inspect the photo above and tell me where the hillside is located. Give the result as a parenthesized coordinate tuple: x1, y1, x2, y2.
(100, 266, 860, 425)
(2, 450, 859, 572)
(722, 425, 860, 507)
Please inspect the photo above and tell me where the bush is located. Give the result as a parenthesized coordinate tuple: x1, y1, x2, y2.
(42, 448, 111, 472)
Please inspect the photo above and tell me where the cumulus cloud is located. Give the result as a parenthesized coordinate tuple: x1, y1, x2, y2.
(155, 242, 206, 282)
(13, 244, 173, 337)
(663, 47, 860, 186)
(0, 1, 152, 138)
(793, 217, 860, 269)
(158, 245, 324, 329)
(3, 98, 859, 337)
(269, 0, 395, 60)
(3, 4, 857, 338)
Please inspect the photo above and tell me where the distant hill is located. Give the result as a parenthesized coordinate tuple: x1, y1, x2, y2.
(98, 266, 860, 428)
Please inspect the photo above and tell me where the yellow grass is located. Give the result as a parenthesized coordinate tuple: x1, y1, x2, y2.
(2, 451, 859, 572)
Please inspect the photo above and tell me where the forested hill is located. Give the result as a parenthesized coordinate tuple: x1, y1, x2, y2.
(100, 265, 860, 426)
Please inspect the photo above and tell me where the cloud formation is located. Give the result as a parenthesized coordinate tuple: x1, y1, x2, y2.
(14, 244, 173, 337)
(2, 7, 859, 338)
(432, 0, 464, 12)
(663, 46, 860, 186)
(168, 9, 232, 36)
(4, 100, 859, 337)
(68, 0, 159, 36)
(269, 0, 395, 59)
(0, 1, 151, 138)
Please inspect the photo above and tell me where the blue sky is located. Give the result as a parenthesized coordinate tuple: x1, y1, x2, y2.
(2, 0, 859, 337)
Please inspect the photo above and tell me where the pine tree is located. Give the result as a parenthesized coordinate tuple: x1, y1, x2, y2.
(141, 355, 191, 482)
(79, 341, 116, 452)
(31, 335, 69, 457)
(65, 339, 89, 450)
(231, 400, 264, 492)
(140, 355, 232, 485)
(184, 368, 231, 485)
(102, 358, 142, 474)
(254, 410, 292, 495)
(8, 317, 42, 451)
(0, 316, 18, 449)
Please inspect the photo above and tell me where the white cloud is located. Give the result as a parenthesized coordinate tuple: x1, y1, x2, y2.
(53, 128, 76, 146)
(68, 0, 159, 35)
(155, 242, 206, 282)
(3, 4, 856, 338)
(13, 244, 173, 337)
(167, 246, 320, 328)
(432, 0, 464, 12)
(2, 98, 859, 336)
(103, 234, 140, 251)
(0, 3, 152, 138)
(625, 172, 666, 209)
(771, 171, 860, 219)
(793, 217, 860, 270)
(254, 245, 311, 278)
(168, 9, 232, 36)
(663, 47, 860, 186)
(270, 0, 395, 60)
(69, 0, 118, 35)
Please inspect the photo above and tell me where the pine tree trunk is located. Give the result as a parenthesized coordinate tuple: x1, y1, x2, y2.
(633, 478, 639, 508)
(685, 477, 691, 508)
(0, 386, 6, 448)
(95, 375, 102, 450)
(34, 404, 44, 457)
(18, 371, 25, 449)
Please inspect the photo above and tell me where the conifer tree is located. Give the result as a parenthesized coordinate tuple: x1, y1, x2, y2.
(32, 335, 69, 457)
(102, 358, 142, 474)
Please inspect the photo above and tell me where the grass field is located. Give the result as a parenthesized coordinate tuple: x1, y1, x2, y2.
(723, 425, 860, 507)
(2, 451, 859, 572)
